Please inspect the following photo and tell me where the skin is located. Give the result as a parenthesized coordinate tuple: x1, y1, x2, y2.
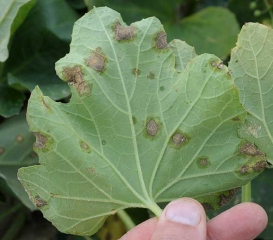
(120, 198, 268, 240)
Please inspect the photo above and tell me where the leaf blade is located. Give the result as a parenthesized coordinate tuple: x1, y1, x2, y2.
(18, 8, 267, 235)
(229, 22, 273, 164)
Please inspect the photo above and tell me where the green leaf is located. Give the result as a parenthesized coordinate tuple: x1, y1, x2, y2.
(0, 112, 38, 210)
(3, 0, 79, 100)
(0, 0, 37, 62)
(229, 23, 273, 164)
(18, 7, 266, 235)
(86, 2, 239, 59)
(165, 7, 240, 59)
(0, 84, 25, 118)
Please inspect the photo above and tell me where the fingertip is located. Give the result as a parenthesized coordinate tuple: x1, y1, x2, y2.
(207, 202, 268, 240)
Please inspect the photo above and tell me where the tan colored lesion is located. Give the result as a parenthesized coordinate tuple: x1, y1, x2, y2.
(63, 66, 91, 95)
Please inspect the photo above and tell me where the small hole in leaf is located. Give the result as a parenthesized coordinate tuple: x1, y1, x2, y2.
(159, 86, 165, 91)
(102, 140, 106, 145)
(0, 148, 4, 154)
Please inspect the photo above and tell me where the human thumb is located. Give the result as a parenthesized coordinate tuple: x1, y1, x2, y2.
(151, 198, 207, 240)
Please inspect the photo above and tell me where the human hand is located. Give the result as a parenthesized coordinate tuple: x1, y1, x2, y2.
(120, 198, 268, 240)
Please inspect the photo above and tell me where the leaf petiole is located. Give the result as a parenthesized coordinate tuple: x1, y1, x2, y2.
(117, 210, 136, 230)
(241, 181, 252, 202)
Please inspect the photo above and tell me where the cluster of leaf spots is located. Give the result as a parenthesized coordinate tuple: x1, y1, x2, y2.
(33, 132, 48, 149)
(155, 31, 168, 49)
(211, 61, 224, 69)
(238, 143, 268, 174)
(34, 196, 47, 208)
(114, 22, 135, 41)
(86, 48, 106, 72)
(63, 66, 91, 95)
(240, 161, 268, 174)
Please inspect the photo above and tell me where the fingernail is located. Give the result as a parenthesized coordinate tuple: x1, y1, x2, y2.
(165, 199, 201, 226)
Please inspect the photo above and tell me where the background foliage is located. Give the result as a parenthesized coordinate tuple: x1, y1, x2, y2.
(0, 0, 272, 239)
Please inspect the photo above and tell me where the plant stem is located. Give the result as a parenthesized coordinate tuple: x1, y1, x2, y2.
(242, 181, 252, 202)
(149, 203, 163, 217)
(0, 203, 23, 222)
(264, 0, 273, 25)
(117, 210, 136, 231)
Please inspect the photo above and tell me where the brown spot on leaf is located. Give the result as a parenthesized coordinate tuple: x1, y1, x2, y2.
(239, 143, 264, 156)
(80, 141, 91, 153)
(232, 117, 241, 121)
(217, 62, 224, 69)
(34, 132, 48, 149)
(87, 167, 95, 174)
(132, 68, 140, 76)
(218, 188, 239, 206)
(200, 158, 208, 166)
(202, 203, 214, 210)
(211, 61, 217, 67)
(146, 120, 158, 136)
(41, 98, 52, 112)
(252, 161, 268, 171)
(16, 134, 24, 142)
(63, 66, 90, 95)
(0, 148, 4, 154)
(86, 49, 106, 72)
(114, 23, 135, 41)
(156, 31, 168, 49)
(172, 133, 187, 146)
(34, 196, 47, 208)
(147, 72, 155, 79)
(240, 165, 249, 174)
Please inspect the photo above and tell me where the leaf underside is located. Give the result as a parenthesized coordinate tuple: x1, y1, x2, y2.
(18, 7, 267, 236)
(229, 23, 273, 164)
